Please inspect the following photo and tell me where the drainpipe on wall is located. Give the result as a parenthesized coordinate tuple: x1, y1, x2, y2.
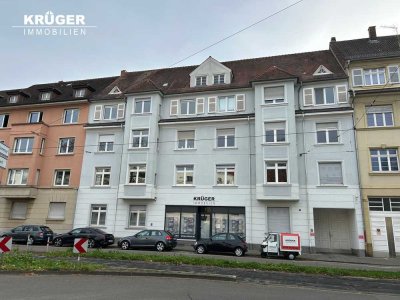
(247, 115, 253, 248)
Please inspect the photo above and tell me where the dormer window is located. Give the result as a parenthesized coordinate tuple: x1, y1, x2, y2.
(313, 65, 333, 76)
(9, 95, 18, 103)
(196, 76, 206, 86)
(74, 89, 86, 98)
(214, 74, 225, 84)
(41, 92, 51, 101)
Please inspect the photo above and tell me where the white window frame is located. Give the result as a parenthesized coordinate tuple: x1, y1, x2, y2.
(9, 95, 18, 103)
(134, 98, 152, 114)
(177, 130, 195, 150)
(58, 137, 75, 154)
(13, 137, 34, 153)
(90, 205, 107, 226)
(263, 86, 286, 104)
(216, 164, 235, 185)
(317, 161, 344, 186)
(213, 74, 225, 84)
(128, 164, 146, 184)
(366, 106, 394, 127)
(264, 121, 286, 143)
(94, 167, 111, 186)
(216, 128, 235, 148)
(217, 95, 235, 112)
(128, 205, 146, 227)
(48, 202, 66, 220)
(40, 138, 45, 155)
(103, 105, 118, 120)
(314, 87, 335, 105)
(7, 169, 28, 185)
(28, 111, 42, 123)
(364, 68, 386, 86)
(316, 122, 339, 144)
(370, 149, 399, 172)
(74, 89, 86, 98)
(196, 76, 207, 86)
(175, 165, 194, 186)
(41, 92, 51, 101)
(63, 108, 79, 124)
(54, 169, 71, 186)
(352, 68, 364, 86)
(180, 99, 196, 115)
(264, 161, 288, 184)
(98, 135, 114, 152)
(131, 129, 149, 148)
(388, 65, 400, 83)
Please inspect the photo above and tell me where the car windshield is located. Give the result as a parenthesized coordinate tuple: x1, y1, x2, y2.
(40, 226, 52, 232)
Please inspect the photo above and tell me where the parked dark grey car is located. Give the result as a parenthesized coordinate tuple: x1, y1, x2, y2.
(52, 227, 114, 248)
(1, 225, 54, 245)
(193, 233, 248, 257)
(118, 230, 177, 252)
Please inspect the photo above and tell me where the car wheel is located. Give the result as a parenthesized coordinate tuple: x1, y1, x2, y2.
(196, 245, 206, 254)
(156, 242, 165, 252)
(288, 253, 295, 260)
(87, 238, 95, 248)
(261, 252, 267, 258)
(234, 247, 244, 257)
(53, 238, 63, 247)
(120, 241, 130, 250)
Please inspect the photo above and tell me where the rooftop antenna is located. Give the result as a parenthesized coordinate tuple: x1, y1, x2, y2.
(381, 25, 400, 48)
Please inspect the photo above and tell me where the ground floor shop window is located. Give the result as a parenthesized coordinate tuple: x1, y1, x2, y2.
(90, 205, 106, 226)
(165, 206, 245, 239)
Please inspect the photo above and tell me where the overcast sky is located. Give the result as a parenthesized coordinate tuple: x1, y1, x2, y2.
(0, 0, 399, 90)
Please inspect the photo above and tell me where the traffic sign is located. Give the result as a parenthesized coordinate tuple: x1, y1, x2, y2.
(0, 236, 12, 253)
(73, 238, 88, 254)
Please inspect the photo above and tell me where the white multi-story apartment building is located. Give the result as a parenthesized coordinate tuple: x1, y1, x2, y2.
(73, 52, 364, 254)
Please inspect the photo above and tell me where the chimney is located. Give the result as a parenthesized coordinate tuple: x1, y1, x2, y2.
(330, 37, 336, 42)
(368, 26, 377, 40)
(120, 70, 127, 77)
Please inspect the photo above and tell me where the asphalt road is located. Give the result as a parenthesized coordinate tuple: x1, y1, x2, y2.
(0, 274, 397, 300)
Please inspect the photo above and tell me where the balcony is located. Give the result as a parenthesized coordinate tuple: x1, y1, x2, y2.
(0, 186, 38, 199)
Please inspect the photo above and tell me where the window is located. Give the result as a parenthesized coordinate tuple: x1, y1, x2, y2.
(128, 164, 146, 184)
(95, 167, 111, 186)
(0, 114, 9, 128)
(58, 137, 75, 154)
(352, 69, 363, 86)
(316, 123, 339, 144)
(196, 76, 206, 86)
(131, 129, 149, 148)
(214, 74, 225, 84)
(9, 95, 18, 103)
(366, 106, 394, 127)
(90, 205, 106, 226)
(369, 197, 400, 212)
(265, 122, 286, 143)
(54, 170, 70, 186)
(134, 98, 151, 114)
(28, 112, 42, 123)
(364, 68, 386, 85)
(217, 128, 235, 148)
(13, 137, 34, 153)
(265, 161, 287, 183)
(264, 86, 285, 104)
(48, 202, 66, 220)
(41, 92, 51, 101)
(318, 162, 343, 185)
(370, 149, 399, 172)
(74, 89, 86, 98)
(98, 135, 114, 152)
(218, 96, 235, 112)
(315, 87, 335, 105)
(40, 138, 45, 155)
(176, 165, 194, 185)
(177, 131, 195, 149)
(10, 202, 27, 219)
(64, 109, 79, 124)
(216, 165, 235, 185)
(388, 65, 400, 83)
(180, 99, 196, 115)
(129, 206, 146, 227)
(7, 169, 28, 185)
(103, 105, 117, 120)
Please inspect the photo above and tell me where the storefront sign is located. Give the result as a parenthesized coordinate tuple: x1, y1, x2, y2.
(193, 196, 215, 206)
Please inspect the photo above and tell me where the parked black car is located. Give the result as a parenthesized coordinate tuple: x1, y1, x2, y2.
(193, 233, 247, 257)
(52, 227, 114, 248)
(1, 225, 54, 245)
(118, 230, 177, 252)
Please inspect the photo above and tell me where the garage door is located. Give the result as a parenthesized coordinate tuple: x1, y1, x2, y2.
(267, 207, 290, 233)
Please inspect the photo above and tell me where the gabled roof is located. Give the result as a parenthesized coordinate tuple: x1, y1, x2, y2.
(189, 56, 232, 76)
(330, 35, 400, 66)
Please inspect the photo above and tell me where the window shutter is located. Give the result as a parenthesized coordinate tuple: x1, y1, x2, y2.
(48, 202, 66, 219)
(236, 94, 245, 111)
(170, 100, 179, 115)
(196, 98, 205, 114)
(208, 97, 216, 113)
(11, 202, 27, 219)
(337, 85, 348, 103)
(303, 88, 313, 106)
(117, 103, 125, 119)
(94, 105, 102, 120)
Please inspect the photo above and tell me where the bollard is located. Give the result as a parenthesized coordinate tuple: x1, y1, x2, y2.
(46, 236, 50, 252)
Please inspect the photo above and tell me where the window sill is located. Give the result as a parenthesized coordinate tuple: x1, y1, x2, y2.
(213, 147, 238, 150)
(124, 183, 146, 186)
(261, 102, 288, 107)
(9, 217, 26, 220)
(91, 186, 112, 189)
(262, 142, 289, 146)
(174, 148, 197, 151)
(172, 185, 196, 188)
(316, 185, 348, 188)
(124, 226, 146, 230)
(128, 147, 150, 151)
(94, 151, 115, 154)
(56, 153, 74, 156)
(11, 152, 33, 155)
(53, 185, 70, 188)
(132, 113, 152, 116)
(314, 143, 344, 146)
(46, 218, 65, 221)
(89, 226, 107, 229)
(369, 172, 400, 176)
(263, 183, 291, 187)
(6, 184, 28, 186)
(213, 185, 238, 188)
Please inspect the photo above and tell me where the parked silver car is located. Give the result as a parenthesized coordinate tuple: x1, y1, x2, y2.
(118, 230, 177, 252)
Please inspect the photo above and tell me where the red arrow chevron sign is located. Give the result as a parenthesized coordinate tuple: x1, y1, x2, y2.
(0, 236, 12, 253)
(73, 238, 88, 254)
